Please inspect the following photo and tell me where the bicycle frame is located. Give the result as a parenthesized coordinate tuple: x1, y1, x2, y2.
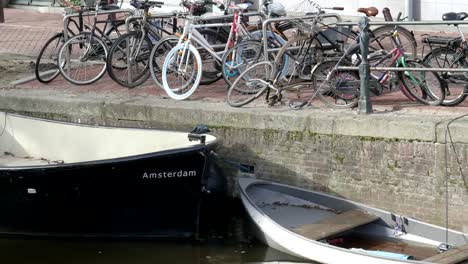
(175, 10, 250, 64)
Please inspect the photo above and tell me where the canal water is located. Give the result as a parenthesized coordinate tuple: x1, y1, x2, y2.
(0, 198, 310, 264)
(0, 238, 308, 264)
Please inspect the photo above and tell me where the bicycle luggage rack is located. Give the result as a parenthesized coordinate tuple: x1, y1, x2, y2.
(334, 19, 468, 114)
(420, 35, 463, 58)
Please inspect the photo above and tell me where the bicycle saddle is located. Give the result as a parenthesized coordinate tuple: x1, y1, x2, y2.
(442, 12, 468, 21)
(357, 7, 379, 17)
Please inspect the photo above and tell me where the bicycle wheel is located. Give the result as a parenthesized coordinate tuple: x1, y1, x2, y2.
(149, 35, 180, 88)
(227, 61, 273, 107)
(370, 25, 417, 59)
(399, 60, 445, 106)
(312, 60, 360, 109)
(221, 40, 263, 87)
(274, 35, 323, 83)
(423, 47, 468, 106)
(107, 31, 152, 88)
(58, 33, 108, 85)
(161, 43, 202, 100)
(35, 32, 64, 83)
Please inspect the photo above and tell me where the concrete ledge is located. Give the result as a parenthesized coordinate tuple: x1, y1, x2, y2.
(0, 88, 465, 144)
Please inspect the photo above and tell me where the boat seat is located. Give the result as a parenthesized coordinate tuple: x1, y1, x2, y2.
(423, 244, 468, 264)
(292, 209, 379, 241)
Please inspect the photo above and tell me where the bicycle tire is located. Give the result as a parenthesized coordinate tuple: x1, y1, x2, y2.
(35, 32, 64, 83)
(274, 35, 323, 82)
(399, 60, 445, 106)
(149, 35, 180, 88)
(161, 43, 202, 100)
(370, 25, 417, 59)
(58, 32, 108, 85)
(107, 31, 153, 88)
(227, 61, 273, 107)
(312, 60, 360, 109)
(221, 39, 263, 87)
(423, 47, 468, 106)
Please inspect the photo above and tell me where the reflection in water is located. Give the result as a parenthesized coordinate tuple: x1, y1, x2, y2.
(0, 198, 312, 264)
(0, 238, 309, 264)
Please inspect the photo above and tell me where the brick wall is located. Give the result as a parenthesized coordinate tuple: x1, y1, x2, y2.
(213, 126, 468, 232)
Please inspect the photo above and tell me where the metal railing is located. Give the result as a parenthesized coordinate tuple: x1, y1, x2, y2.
(335, 19, 468, 114)
(63, 8, 135, 42)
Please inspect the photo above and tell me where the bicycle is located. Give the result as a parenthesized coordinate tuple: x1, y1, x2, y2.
(271, 6, 418, 87)
(311, 8, 445, 108)
(227, 7, 445, 108)
(106, 0, 171, 88)
(35, 2, 128, 84)
(156, 0, 286, 100)
(56, 0, 134, 85)
(422, 12, 468, 106)
(225, 3, 344, 107)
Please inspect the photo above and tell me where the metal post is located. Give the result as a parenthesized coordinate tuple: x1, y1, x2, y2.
(0, 0, 5, 24)
(405, 0, 414, 21)
(358, 16, 372, 114)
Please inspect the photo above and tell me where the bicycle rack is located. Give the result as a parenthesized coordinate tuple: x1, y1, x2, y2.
(61, 9, 135, 78)
(335, 19, 468, 114)
(63, 9, 136, 43)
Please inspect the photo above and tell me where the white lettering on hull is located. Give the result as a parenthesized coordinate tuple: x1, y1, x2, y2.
(142, 170, 197, 179)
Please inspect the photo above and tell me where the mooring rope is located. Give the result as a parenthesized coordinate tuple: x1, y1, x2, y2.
(444, 113, 468, 245)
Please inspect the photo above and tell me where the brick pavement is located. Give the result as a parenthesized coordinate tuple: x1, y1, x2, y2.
(2, 7, 468, 113)
(0, 8, 62, 57)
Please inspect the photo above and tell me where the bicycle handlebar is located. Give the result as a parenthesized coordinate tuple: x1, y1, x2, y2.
(320, 6, 344, 11)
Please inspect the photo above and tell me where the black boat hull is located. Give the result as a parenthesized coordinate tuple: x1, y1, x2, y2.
(0, 146, 216, 239)
(0, 113, 223, 239)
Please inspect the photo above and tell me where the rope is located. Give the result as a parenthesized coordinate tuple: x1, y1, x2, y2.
(444, 113, 468, 245)
(210, 151, 253, 171)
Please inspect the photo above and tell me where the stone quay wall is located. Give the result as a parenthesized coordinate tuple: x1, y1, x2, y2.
(0, 89, 467, 232)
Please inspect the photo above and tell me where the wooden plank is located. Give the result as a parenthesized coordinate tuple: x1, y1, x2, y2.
(292, 209, 379, 241)
(423, 244, 468, 264)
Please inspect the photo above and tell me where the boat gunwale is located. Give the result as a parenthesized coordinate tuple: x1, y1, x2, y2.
(238, 177, 466, 264)
(0, 112, 217, 170)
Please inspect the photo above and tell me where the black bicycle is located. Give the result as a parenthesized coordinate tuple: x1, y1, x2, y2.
(422, 12, 468, 106)
(35, 1, 128, 84)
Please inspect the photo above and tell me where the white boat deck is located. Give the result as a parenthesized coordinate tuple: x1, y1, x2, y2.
(0, 153, 63, 167)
